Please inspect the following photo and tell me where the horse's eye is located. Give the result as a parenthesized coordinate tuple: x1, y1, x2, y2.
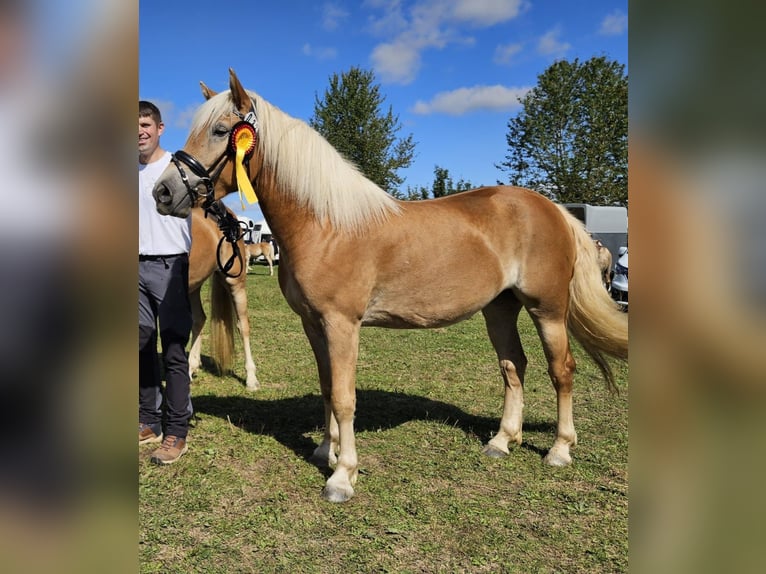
(213, 124, 229, 137)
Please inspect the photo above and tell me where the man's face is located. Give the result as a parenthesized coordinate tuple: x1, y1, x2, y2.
(138, 114, 164, 158)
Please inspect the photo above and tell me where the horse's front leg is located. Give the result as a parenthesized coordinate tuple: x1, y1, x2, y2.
(305, 314, 361, 503)
(311, 403, 339, 468)
(302, 318, 338, 468)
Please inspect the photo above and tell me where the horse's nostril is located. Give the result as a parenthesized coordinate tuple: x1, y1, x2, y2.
(155, 184, 172, 205)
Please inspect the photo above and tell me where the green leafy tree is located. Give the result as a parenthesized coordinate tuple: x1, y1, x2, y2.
(403, 184, 430, 200)
(497, 56, 628, 205)
(402, 165, 475, 200)
(432, 166, 450, 198)
(310, 67, 416, 195)
(432, 165, 474, 198)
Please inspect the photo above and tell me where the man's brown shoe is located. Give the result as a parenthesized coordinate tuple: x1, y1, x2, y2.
(139, 423, 162, 445)
(150, 436, 188, 465)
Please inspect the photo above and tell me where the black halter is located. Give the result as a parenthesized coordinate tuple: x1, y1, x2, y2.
(169, 99, 259, 277)
(170, 148, 229, 211)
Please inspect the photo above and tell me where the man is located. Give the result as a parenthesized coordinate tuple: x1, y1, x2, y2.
(138, 100, 193, 464)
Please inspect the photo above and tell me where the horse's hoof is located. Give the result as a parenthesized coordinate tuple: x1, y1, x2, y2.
(482, 444, 508, 458)
(321, 484, 354, 503)
(543, 450, 572, 467)
(245, 382, 260, 392)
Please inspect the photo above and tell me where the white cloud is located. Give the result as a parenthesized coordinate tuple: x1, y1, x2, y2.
(599, 10, 627, 36)
(365, 0, 408, 37)
(366, 0, 525, 84)
(371, 42, 421, 84)
(412, 84, 530, 116)
(173, 104, 199, 130)
(536, 27, 571, 58)
(494, 42, 523, 65)
(302, 43, 338, 60)
(322, 2, 349, 31)
(148, 99, 197, 131)
(452, 0, 525, 26)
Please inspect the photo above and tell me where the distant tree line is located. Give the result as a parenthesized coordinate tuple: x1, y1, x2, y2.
(310, 56, 627, 206)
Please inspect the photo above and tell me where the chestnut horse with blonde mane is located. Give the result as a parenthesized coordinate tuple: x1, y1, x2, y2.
(154, 70, 628, 502)
(189, 207, 259, 391)
(245, 241, 275, 276)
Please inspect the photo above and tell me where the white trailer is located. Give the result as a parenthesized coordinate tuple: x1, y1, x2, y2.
(562, 203, 627, 262)
(250, 219, 279, 261)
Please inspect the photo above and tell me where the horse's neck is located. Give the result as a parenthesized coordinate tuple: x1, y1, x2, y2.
(251, 173, 325, 256)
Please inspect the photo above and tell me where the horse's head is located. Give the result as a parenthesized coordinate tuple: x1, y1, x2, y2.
(153, 69, 263, 218)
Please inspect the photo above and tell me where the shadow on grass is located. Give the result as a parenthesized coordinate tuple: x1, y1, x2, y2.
(192, 389, 556, 463)
(196, 354, 249, 387)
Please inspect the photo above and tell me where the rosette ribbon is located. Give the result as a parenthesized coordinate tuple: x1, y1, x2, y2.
(231, 122, 258, 208)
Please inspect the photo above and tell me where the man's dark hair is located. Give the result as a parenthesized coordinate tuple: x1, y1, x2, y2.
(139, 100, 162, 125)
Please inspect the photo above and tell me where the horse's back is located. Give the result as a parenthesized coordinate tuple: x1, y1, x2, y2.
(345, 186, 577, 327)
(389, 185, 576, 279)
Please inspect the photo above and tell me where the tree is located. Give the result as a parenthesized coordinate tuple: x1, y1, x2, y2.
(431, 165, 473, 198)
(497, 56, 628, 206)
(402, 166, 475, 200)
(403, 184, 430, 201)
(310, 67, 416, 195)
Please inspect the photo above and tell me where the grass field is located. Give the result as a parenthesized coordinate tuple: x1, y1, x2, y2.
(139, 263, 628, 573)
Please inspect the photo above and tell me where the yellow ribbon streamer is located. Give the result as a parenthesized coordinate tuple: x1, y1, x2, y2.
(234, 127, 258, 206)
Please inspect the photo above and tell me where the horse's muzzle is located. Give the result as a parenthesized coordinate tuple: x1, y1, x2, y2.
(154, 182, 173, 206)
(153, 182, 185, 216)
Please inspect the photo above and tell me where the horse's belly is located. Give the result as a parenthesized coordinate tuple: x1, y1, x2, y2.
(361, 309, 478, 329)
(361, 298, 485, 329)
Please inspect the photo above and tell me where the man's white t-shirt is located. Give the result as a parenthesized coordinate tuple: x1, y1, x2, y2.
(139, 151, 191, 256)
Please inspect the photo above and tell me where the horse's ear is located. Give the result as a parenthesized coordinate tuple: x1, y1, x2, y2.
(200, 81, 217, 100)
(228, 68, 249, 112)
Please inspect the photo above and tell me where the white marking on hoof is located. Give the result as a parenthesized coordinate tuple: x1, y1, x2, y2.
(321, 482, 354, 503)
(543, 449, 572, 467)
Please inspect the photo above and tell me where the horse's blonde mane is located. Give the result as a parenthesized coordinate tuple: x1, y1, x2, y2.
(190, 90, 401, 232)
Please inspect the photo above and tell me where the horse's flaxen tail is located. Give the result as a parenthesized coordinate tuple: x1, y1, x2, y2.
(209, 271, 236, 376)
(557, 206, 628, 394)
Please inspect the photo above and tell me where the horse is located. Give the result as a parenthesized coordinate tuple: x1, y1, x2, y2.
(245, 241, 275, 276)
(188, 206, 259, 391)
(153, 69, 628, 502)
(594, 239, 613, 290)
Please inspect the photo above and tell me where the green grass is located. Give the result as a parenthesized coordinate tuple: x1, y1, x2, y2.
(140, 262, 628, 573)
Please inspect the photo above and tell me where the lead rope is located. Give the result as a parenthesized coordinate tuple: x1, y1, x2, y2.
(203, 199, 247, 278)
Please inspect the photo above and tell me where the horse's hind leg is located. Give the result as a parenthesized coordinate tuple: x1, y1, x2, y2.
(529, 312, 578, 466)
(228, 277, 259, 391)
(188, 287, 205, 379)
(481, 293, 527, 457)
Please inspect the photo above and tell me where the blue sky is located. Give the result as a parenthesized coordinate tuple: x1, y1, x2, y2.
(139, 0, 627, 222)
